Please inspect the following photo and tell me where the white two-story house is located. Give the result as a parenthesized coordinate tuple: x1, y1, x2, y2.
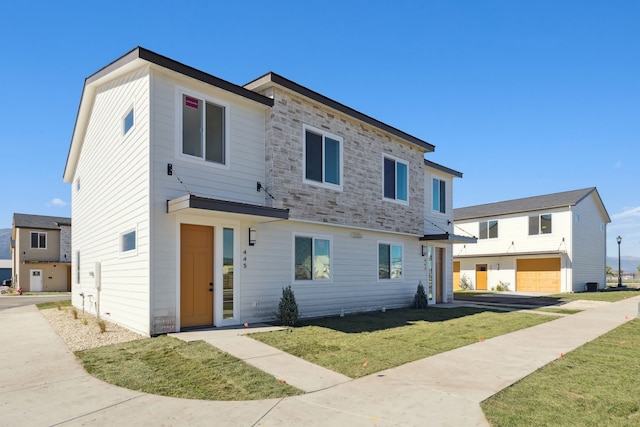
(63, 47, 468, 335)
(453, 188, 610, 293)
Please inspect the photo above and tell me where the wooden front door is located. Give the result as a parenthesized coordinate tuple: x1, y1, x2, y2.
(453, 261, 461, 290)
(475, 264, 488, 290)
(180, 224, 214, 328)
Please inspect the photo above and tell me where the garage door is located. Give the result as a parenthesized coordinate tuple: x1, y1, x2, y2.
(516, 258, 561, 292)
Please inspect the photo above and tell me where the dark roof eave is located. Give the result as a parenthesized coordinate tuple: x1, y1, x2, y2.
(168, 195, 289, 220)
(424, 159, 463, 177)
(247, 72, 435, 152)
(420, 233, 477, 244)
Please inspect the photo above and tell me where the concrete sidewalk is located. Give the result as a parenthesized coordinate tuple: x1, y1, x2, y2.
(1, 297, 638, 426)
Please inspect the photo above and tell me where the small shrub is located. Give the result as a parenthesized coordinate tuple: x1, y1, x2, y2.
(459, 274, 472, 290)
(276, 286, 299, 326)
(71, 308, 78, 319)
(82, 318, 88, 325)
(97, 320, 106, 334)
(56, 302, 62, 310)
(413, 281, 428, 309)
(495, 281, 511, 291)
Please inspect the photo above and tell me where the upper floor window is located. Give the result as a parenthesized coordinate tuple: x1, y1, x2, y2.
(30, 232, 47, 249)
(303, 125, 342, 189)
(529, 214, 552, 235)
(479, 220, 498, 239)
(432, 178, 446, 213)
(383, 156, 408, 203)
(123, 107, 134, 136)
(294, 234, 332, 281)
(379, 242, 403, 280)
(182, 93, 226, 165)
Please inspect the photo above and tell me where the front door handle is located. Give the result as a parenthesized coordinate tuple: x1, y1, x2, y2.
(209, 282, 213, 292)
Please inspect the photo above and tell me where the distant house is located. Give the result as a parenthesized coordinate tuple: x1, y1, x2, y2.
(453, 188, 610, 293)
(11, 214, 72, 292)
(0, 259, 11, 284)
(63, 47, 468, 336)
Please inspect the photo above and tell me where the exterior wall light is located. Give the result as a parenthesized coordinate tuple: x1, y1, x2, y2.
(249, 228, 257, 246)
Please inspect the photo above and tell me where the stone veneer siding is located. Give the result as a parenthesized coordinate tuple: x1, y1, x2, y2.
(261, 86, 425, 236)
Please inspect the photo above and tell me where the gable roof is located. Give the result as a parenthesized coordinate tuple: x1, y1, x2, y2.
(64, 47, 274, 182)
(454, 187, 611, 222)
(13, 213, 72, 230)
(244, 72, 436, 152)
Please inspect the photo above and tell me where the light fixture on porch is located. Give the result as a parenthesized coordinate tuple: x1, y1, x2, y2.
(421, 245, 427, 256)
(249, 228, 257, 246)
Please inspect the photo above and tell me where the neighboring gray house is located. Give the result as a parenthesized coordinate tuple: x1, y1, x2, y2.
(453, 188, 610, 293)
(11, 214, 72, 292)
(63, 47, 467, 335)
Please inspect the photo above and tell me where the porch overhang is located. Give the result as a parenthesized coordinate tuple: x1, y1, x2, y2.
(420, 233, 477, 244)
(167, 195, 289, 220)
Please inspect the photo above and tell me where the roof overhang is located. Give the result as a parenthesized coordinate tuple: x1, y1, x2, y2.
(420, 233, 477, 244)
(167, 195, 289, 220)
(454, 250, 565, 259)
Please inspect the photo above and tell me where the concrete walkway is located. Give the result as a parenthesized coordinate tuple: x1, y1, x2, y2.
(1, 297, 639, 426)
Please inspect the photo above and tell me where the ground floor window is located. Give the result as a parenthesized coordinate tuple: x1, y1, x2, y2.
(426, 246, 434, 299)
(378, 243, 403, 279)
(294, 235, 331, 281)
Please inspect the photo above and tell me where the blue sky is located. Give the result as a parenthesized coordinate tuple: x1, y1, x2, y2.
(1, 1, 638, 260)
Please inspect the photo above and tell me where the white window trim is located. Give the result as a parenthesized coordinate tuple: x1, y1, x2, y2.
(119, 226, 137, 257)
(479, 220, 499, 240)
(382, 154, 410, 205)
(292, 232, 334, 284)
(432, 176, 446, 214)
(302, 124, 344, 192)
(175, 87, 231, 170)
(122, 104, 135, 139)
(529, 213, 553, 236)
(30, 231, 47, 249)
(218, 225, 238, 325)
(377, 240, 404, 282)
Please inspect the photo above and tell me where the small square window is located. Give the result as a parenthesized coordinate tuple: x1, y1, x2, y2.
(378, 243, 403, 279)
(294, 235, 331, 281)
(120, 230, 136, 254)
(30, 232, 47, 249)
(123, 108, 134, 135)
(182, 93, 226, 165)
(303, 125, 343, 189)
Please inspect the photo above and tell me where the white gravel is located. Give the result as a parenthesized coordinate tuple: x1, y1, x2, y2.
(41, 306, 145, 352)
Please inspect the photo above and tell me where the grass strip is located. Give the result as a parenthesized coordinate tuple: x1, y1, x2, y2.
(76, 336, 302, 400)
(37, 300, 71, 310)
(533, 307, 582, 314)
(251, 307, 557, 378)
(482, 319, 640, 426)
(546, 289, 640, 302)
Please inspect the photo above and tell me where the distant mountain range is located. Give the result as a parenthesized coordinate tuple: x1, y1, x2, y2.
(606, 256, 640, 274)
(0, 229, 10, 259)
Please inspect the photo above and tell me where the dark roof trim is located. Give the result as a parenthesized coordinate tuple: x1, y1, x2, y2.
(246, 72, 435, 152)
(424, 159, 463, 178)
(168, 195, 289, 219)
(87, 47, 274, 107)
(454, 250, 565, 259)
(420, 233, 477, 244)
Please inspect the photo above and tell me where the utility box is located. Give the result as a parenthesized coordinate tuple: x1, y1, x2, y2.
(586, 282, 598, 292)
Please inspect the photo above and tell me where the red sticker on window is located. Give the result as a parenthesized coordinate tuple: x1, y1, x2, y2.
(185, 96, 199, 109)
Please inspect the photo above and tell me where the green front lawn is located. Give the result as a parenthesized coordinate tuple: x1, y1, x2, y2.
(76, 336, 302, 400)
(251, 307, 557, 378)
(482, 319, 640, 426)
(547, 289, 640, 302)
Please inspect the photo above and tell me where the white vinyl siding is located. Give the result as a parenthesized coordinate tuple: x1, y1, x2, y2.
(70, 67, 151, 335)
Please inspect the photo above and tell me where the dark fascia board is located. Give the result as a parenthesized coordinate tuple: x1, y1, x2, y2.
(87, 47, 274, 107)
(424, 159, 463, 178)
(246, 72, 435, 152)
(13, 213, 72, 230)
(175, 195, 289, 220)
(454, 250, 565, 259)
(420, 233, 477, 244)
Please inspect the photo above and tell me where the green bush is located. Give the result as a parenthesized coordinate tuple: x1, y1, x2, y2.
(459, 274, 471, 290)
(276, 286, 299, 326)
(413, 281, 428, 309)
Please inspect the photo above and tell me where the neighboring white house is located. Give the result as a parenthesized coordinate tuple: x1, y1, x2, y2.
(63, 47, 469, 336)
(453, 188, 611, 293)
